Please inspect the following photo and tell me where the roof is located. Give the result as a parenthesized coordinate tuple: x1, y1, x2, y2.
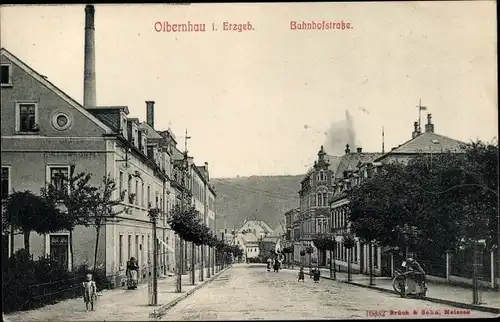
(96, 106, 130, 114)
(1, 47, 112, 134)
(326, 155, 343, 174)
(303, 154, 343, 180)
(238, 220, 273, 235)
(269, 222, 285, 237)
(172, 146, 184, 160)
(374, 132, 465, 162)
(139, 122, 163, 139)
(334, 152, 383, 179)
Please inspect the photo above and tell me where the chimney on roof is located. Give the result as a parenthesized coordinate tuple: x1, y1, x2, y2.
(146, 101, 155, 128)
(425, 114, 434, 133)
(412, 121, 420, 138)
(356, 147, 362, 153)
(83, 5, 97, 109)
(345, 144, 350, 154)
(204, 161, 208, 170)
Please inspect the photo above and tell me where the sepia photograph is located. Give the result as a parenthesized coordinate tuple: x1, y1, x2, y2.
(0, 1, 498, 321)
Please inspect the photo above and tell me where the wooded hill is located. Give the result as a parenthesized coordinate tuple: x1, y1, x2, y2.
(211, 175, 303, 230)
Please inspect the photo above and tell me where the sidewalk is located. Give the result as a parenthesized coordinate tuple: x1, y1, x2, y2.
(282, 266, 500, 314)
(4, 266, 227, 321)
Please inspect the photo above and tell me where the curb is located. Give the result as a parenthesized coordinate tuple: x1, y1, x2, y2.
(285, 268, 499, 314)
(149, 266, 232, 319)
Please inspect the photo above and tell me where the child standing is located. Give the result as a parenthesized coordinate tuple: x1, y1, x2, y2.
(313, 268, 321, 283)
(82, 273, 97, 312)
(298, 267, 305, 282)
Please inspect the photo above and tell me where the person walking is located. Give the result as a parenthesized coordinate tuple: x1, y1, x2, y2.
(82, 274, 97, 312)
(126, 257, 139, 290)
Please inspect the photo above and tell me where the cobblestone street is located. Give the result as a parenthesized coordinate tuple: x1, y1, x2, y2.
(162, 264, 497, 320)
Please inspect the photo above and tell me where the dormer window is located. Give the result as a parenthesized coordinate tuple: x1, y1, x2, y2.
(121, 116, 128, 138)
(153, 147, 158, 164)
(142, 134, 147, 155)
(133, 127, 139, 147)
(1, 64, 13, 87)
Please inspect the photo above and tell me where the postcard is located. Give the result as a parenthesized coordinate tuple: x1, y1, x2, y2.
(1, 2, 498, 321)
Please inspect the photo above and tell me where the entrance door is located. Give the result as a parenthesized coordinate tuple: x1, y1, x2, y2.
(50, 235, 69, 270)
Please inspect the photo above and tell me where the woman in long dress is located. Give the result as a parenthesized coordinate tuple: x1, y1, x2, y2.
(126, 257, 139, 289)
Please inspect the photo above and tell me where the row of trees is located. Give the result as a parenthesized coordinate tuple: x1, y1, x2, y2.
(2, 167, 124, 275)
(167, 203, 243, 286)
(2, 164, 243, 280)
(347, 140, 498, 262)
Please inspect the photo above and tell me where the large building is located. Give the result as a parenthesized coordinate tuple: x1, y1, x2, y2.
(294, 146, 342, 265)
(0, 47, 174, 284)
(0, 6, 217, 284)
(329, 114, 464, 276)
(328, 146, 383, 274)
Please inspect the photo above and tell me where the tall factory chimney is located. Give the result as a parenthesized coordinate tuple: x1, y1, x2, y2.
(83, 5, 97, 109)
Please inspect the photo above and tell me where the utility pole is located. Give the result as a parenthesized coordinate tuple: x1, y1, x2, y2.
(382, 127, 385, 154)
(416, 99, 427, 133)
(148, 208, 160, 305)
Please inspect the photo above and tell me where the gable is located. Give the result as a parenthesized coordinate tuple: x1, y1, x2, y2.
(1, 49, 111, 137)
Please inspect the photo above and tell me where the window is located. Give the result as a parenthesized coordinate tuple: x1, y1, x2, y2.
(119, 171, 124, 201)
(119, 234, 124, 268)
(135, 235, 139, 260)
(128, 174, 132, 198)
(52, 112, 71, 131)
(135, 180, 139, 205)
(1, 64, 12, 86)
(141, 182, 145, 206)
(147, 235, 151, 260)
(141, 235, 145, 266)
(16, 102, 38, 133)
(127, 235, 132, 261)
(1, 166, 10, 200)
(147, 186, 151, 208)
(317, 191, 328, 207)
(49, 166, 70, 194)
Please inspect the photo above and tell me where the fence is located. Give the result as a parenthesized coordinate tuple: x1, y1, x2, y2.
(388, 247, 498, 289)
(450, 247, 494, 281)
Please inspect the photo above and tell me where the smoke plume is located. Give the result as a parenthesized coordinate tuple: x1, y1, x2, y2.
(323, 109, 358, 155)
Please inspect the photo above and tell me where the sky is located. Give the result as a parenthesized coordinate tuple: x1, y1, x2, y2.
(1, 2, 497, 178)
